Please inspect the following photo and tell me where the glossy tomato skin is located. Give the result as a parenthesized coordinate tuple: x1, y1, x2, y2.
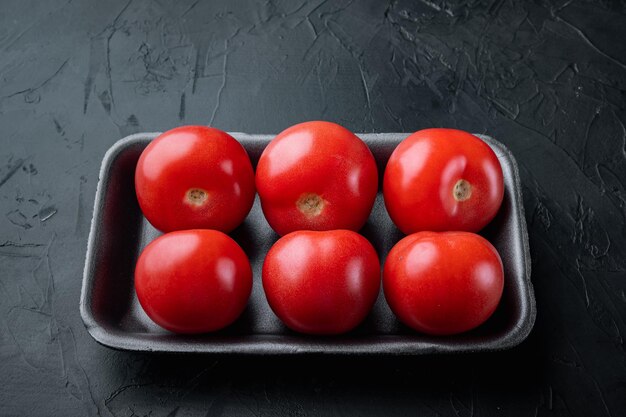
(135, 230, 252, 334)
(262, 230, 381, 335)
(383, 231, 504, 335)
(383, 128, 504, 234)
(255, 121, 378, 236)
(135, 126, 255, 233)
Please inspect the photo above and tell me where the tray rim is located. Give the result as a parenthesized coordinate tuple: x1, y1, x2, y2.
(80, 132, 536, 355)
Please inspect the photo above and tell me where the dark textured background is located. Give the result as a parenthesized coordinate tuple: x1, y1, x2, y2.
(1, 0, 625, 415)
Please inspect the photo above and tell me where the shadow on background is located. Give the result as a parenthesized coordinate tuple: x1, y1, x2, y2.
(95, 331, 543, 415)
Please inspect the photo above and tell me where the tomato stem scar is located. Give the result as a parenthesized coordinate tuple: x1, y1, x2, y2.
(185, 188, 208, 206)
(296, 193, 326, 217)
(453, 179, 472, 202)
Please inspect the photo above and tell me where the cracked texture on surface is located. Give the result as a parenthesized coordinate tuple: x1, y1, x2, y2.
(0, 0, 625, 416)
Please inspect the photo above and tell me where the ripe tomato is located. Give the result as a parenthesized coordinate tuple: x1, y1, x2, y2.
(134, 230, 252, 334)
(383, 128, 504, 234)
(135, 126, 255, 233)
(262, 230, 381, 335)
(383, 231, 504, 335)
(255, 121, 378, 236)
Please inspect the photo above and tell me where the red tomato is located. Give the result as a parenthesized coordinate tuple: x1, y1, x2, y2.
(135, 126, 255, 233)
(383, 128, 504, 234)
(383, 231, 504, 335)
(135, 230, 252, 334)
(255, 121, 378, 236)
(262, 230, 381, 335)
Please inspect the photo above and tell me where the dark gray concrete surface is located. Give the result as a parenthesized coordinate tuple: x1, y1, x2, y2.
(1, 0, 625, 416)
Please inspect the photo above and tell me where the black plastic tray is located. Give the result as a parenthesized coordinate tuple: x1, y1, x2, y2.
(80, 132, 535, 354)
